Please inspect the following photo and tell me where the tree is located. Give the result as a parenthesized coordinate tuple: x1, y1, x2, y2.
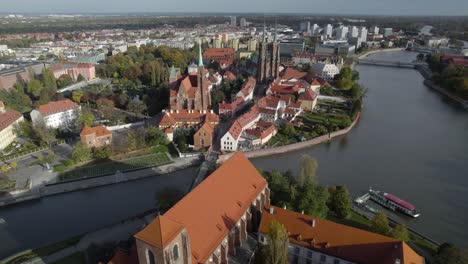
(41, 68, 57, 90)
(261, 220, 288, 264)
(96, 98, 115, 120)
(77, 109, 95, 128)
(1, 164, 9, 173)
(328, 186, 352, 219)
(390, 224, 409, 242)
(298, 154, 318, 186)
(34, 122, 56, 145)
(268, 171, 294, 208)
(93, 145, 113, 160)
(57, 74, 73, 88)
(370, 211, 389, 236)
(72, 142, 91, 163)
(127, 97, 147, 115)
(296, 183, 329, 218)
(146, 126, 169, 146)
(26, 79, 44, 98)
(72, 90, 84, 103)
(126, 129, 145, 151)
(10, 162, 17, 170)
(77, 74, 85, 82)
(434, 243, 468, 264)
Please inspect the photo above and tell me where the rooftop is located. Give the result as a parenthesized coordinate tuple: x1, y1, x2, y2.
(35, 99, 79, 116)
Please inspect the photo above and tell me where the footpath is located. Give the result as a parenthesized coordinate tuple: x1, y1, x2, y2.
(0, 156, 200, 208)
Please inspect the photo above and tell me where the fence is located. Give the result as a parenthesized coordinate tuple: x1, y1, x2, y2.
(0, 140, 65, 162)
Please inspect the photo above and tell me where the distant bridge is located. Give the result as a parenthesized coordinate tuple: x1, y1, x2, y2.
(355, 59, 426, 69)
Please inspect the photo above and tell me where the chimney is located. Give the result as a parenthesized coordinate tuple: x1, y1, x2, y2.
(311, 219, 316, 227)
(269, 207, 274, 214)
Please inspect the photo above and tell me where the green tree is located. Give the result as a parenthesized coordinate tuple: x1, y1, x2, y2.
(96, 98, 115, 120)
(93, 145, 113, 160)
(77, 109, 95, 128)
(127, 97, 147, 114)
(72, 142, 91, 163)
(77, 74, 85, 82)
(26, 79, 44, 98)
(146, 126, 169, 146)
(56, 74, 73, 88)
(41, 68, 57, 90)
(1, 164, 9, 173)
(261, 220, 288, 264)
(268, 171, 294, 208)
(10, 161, 17, 170)
(434, 243, 468, 264)
(390, 224, 409, 242)
(34, 122, 56, 145)
(370, 211, 390, 236)
(298, 154, 318, 186)
(72, 90, 84, 103)
(296, 183, 329, 218)
(328, 186, 352, 219)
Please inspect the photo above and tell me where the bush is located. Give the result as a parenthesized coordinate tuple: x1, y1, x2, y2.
(53, 164, 67, 172)
(63, 159, 75, 167)
(152, 145, 169, 153)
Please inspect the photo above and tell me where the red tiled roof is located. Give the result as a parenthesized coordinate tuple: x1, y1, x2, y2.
(80, 125, 112, 137)
(135, 215, 185, 249)
(298, 89, 317, 101)
(135, 153, 267, 263)
(35, 99, 79, 116)
(280, 67, 308, 81)
(260, 206, 424, 264)
(108, 246, 138, 264)
(0, 109, 22, 132)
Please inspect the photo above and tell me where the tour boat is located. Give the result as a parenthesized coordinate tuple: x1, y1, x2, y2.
(369, 187, 420, 218)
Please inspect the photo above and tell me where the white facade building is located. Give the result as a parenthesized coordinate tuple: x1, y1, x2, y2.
(31, 99, 81, 130)
(312, 63, 340, 81)
(350, 26, 359, 38)
(311, 24, 320, 35)
(0, 102, 24, 150)
(336, 26, 349, 40)
(324, 24, 333, 38)
(359, 26, 368, 42)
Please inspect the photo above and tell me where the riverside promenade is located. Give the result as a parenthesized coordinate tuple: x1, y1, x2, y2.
(218, 112, 361, 163)
(0, 156, 201, 208)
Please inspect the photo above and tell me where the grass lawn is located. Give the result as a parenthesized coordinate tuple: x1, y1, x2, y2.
(59, 153, 172, 181)
(51, 252, 85, 264)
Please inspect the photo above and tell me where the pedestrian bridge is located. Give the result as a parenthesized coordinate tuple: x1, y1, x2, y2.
(356, 59, 425, 69)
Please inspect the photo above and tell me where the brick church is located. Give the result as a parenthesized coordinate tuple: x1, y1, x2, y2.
(257, 24, 280, 84)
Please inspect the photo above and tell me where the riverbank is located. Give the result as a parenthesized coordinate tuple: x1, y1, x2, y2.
(415, 66, 468, 110)
(218, 112, 361, 163)
(356, 48, 405, 59)
(0, 156, 200, 208)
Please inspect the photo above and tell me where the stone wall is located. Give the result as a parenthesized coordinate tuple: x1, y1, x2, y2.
(218, 112, 361, 163)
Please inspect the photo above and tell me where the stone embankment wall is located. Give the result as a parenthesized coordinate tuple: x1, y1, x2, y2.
(218, 112, 361, 163)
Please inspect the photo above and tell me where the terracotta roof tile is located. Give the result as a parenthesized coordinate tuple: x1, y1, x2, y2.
(260, 206, 424, 264)
(135, 215, 184, 249)
(0, 109, 22, 132)
(36, 99, 79, 116)
(80, 125, 111, 137)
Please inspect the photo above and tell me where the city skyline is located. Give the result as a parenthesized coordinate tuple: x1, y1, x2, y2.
(2, 0, 468, 16)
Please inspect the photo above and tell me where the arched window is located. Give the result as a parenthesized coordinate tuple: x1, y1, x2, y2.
(173, 244, 180, 260)
(146, 249, 156, 264)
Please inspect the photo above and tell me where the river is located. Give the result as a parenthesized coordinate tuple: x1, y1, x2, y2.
(0, 168, 197, 259)
(0, 50, 467, 259)
(253, 50, 468, 247)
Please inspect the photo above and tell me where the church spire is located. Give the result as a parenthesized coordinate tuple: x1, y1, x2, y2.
(274, 19, 278, 42)
(263, 17, 267, 42)
(198, 38, 203, 67)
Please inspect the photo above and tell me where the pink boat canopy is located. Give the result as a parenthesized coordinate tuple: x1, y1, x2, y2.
(384, 193, 416, 211)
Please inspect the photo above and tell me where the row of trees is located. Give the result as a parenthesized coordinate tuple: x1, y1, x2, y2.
(426, 54, 468, 99)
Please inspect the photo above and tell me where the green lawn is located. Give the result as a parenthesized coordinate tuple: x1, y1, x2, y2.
(59, 153, 172, 181)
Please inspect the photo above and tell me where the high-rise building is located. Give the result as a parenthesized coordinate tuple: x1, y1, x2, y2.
(350, 26, 359, 38)
(311, 24, 320, 35)
(359, 26, 368, 42)
(228, 38, 239, 51)
(324, 24, 333, 38)
(300, 21, 310, 32)
(336, 26, 349, 40)
(384, 28, 393, 37)
(257, 25, 280, 84)
(247, 38, 257, 51)
(240, 18, 247, 27)
(373, 26, 380, 34)
(230, 16, 236, 27)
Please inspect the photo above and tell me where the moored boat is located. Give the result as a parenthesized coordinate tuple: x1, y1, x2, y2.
(369, 187, 421, 218)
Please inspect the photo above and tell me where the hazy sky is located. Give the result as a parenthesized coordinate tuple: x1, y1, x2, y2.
(2, 0, 468, 16)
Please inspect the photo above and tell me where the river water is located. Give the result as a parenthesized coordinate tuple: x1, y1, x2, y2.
(0, 168, 196, 259)
(0, 50, 467, 259)
(253, 50, 468, 247)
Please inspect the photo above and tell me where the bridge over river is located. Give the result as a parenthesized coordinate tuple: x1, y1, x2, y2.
(355, 58, 426, 68)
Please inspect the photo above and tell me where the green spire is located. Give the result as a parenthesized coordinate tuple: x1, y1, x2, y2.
(198, 38, 203, 67)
